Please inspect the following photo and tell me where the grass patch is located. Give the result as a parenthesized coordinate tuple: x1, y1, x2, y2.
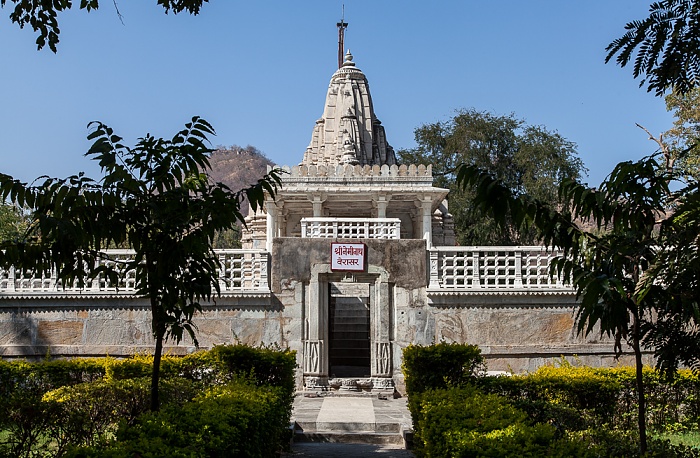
(654, 431, 700, 448)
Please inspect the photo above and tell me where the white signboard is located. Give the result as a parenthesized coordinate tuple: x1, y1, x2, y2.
(331, 243, 366, 272)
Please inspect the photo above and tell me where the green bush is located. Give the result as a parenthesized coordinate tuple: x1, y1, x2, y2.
(479, 364, 700, 434)
(0, 358, 108, 458)
(205, 344, 297, 396)
(104, 345, 297, 397)
(402, 342, 485, 396)
(66, 381, 291, 458)
(402, 345, 700, 457)
(479, 365, 621, 432)
(413, 385, 592, 458)
(0, 345, 296, 458)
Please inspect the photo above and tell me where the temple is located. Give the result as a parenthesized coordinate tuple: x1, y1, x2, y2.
(0, 32, 622, 395)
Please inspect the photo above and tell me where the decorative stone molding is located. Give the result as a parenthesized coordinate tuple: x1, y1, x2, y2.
(303, 376, 328, 391)
(374, 341, 392, 376)
(303, 340, 323, 374)
(339, 379, 359, 392)
(371, 377, 395, 392)
(275, 163, 432, 180)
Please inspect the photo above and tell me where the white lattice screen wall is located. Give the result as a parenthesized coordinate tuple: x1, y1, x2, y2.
(429, 247, 567, 290)
(0, 249, 269, 294)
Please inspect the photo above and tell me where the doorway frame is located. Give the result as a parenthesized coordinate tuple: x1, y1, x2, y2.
(302, 263, 393, 391)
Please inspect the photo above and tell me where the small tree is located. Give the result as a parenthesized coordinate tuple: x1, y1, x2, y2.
(0, 117, 281, 410)
(457, 151, 699, 453)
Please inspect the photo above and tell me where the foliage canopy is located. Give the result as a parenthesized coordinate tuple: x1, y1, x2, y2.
(607, 0, 700, 95)
(1, 0, 209, 52)
(398, 109, 585, 245)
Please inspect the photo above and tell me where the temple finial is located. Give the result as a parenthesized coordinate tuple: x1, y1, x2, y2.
(337, 5, 348, 69)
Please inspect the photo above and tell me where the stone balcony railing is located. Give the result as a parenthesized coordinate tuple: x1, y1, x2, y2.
(428, 246, 572, 292)
(301, 217, 401, 239)
(0, 249, 270, 297)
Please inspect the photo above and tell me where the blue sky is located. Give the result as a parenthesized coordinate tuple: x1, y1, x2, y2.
(0, 1, 672, 186)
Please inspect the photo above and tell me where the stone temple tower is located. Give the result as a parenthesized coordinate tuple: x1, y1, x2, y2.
(242, 49, 455, 251)
(302, 50, 397, 168)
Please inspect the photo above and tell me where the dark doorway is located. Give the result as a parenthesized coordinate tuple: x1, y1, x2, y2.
(328, 281, 371, 377)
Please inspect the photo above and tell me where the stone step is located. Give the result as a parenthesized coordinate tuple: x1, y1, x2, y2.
(294, 430, 404, 446)
(331, 331, 370, 339)
(296, 419, 401, 433)
(330, 340, 371, 349)
(331, 316, 370, 324)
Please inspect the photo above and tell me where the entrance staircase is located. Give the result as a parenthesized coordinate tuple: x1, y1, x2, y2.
(329, 297, 371, 377)
(291, 394, 413, 447)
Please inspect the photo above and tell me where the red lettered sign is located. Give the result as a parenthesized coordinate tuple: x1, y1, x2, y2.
(331, 243, 366, 272)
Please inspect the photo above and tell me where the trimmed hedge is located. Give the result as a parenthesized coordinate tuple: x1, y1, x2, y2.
(480, 364, 700, 433)
(403, 344, 700, 457)
(0, 345, 296, 458)
(402, 342, 485, 396)
(412, 385, 592, 458)
(65, 381, 291, 458)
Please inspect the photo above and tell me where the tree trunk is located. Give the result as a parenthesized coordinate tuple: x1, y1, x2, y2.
(148, 257, 163, 412)
(150, 304, 164, 412)
(632, 315, 647, 453)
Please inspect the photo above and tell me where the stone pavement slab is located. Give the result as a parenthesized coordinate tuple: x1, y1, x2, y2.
(316, 397, 375, 431)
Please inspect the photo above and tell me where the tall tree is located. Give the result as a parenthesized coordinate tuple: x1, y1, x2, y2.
(0, 202, 27, 241)
(398, 109, 585, 245)
(662, 87, 700, 180)
(456, 150, 699, 454)
(1, 0, 209, 52)
(606, 0, 700, 95)
(0, 117, 281, 410)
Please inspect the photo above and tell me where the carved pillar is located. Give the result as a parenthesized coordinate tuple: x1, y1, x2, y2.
(429, 249, 440, 288)
(371, 272, 392, 378)
(309, 195, 325, 217)
(375, 195, 389, 218)
(514, 250, 523, 287)
(421, 197, 433, 247)
(304, 269, 328, 387)
(266, 202, 278, 253)
(258, 252, 269, 291)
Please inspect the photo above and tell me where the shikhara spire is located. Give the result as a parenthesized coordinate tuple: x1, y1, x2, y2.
(301, 50, 397, 167)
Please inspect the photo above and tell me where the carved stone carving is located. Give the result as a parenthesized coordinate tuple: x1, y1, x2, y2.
(372, 377, 394, 391)
(304, 376, 327, 390)
(303, 340, 322, 374)
(339, 379, 359, 391)
(376, 341, 391, 376)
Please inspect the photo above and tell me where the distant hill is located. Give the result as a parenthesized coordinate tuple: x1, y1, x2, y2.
(208, 145, 275, 217)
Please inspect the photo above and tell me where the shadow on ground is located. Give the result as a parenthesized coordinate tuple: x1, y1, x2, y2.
(284, 443, 415, 458)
